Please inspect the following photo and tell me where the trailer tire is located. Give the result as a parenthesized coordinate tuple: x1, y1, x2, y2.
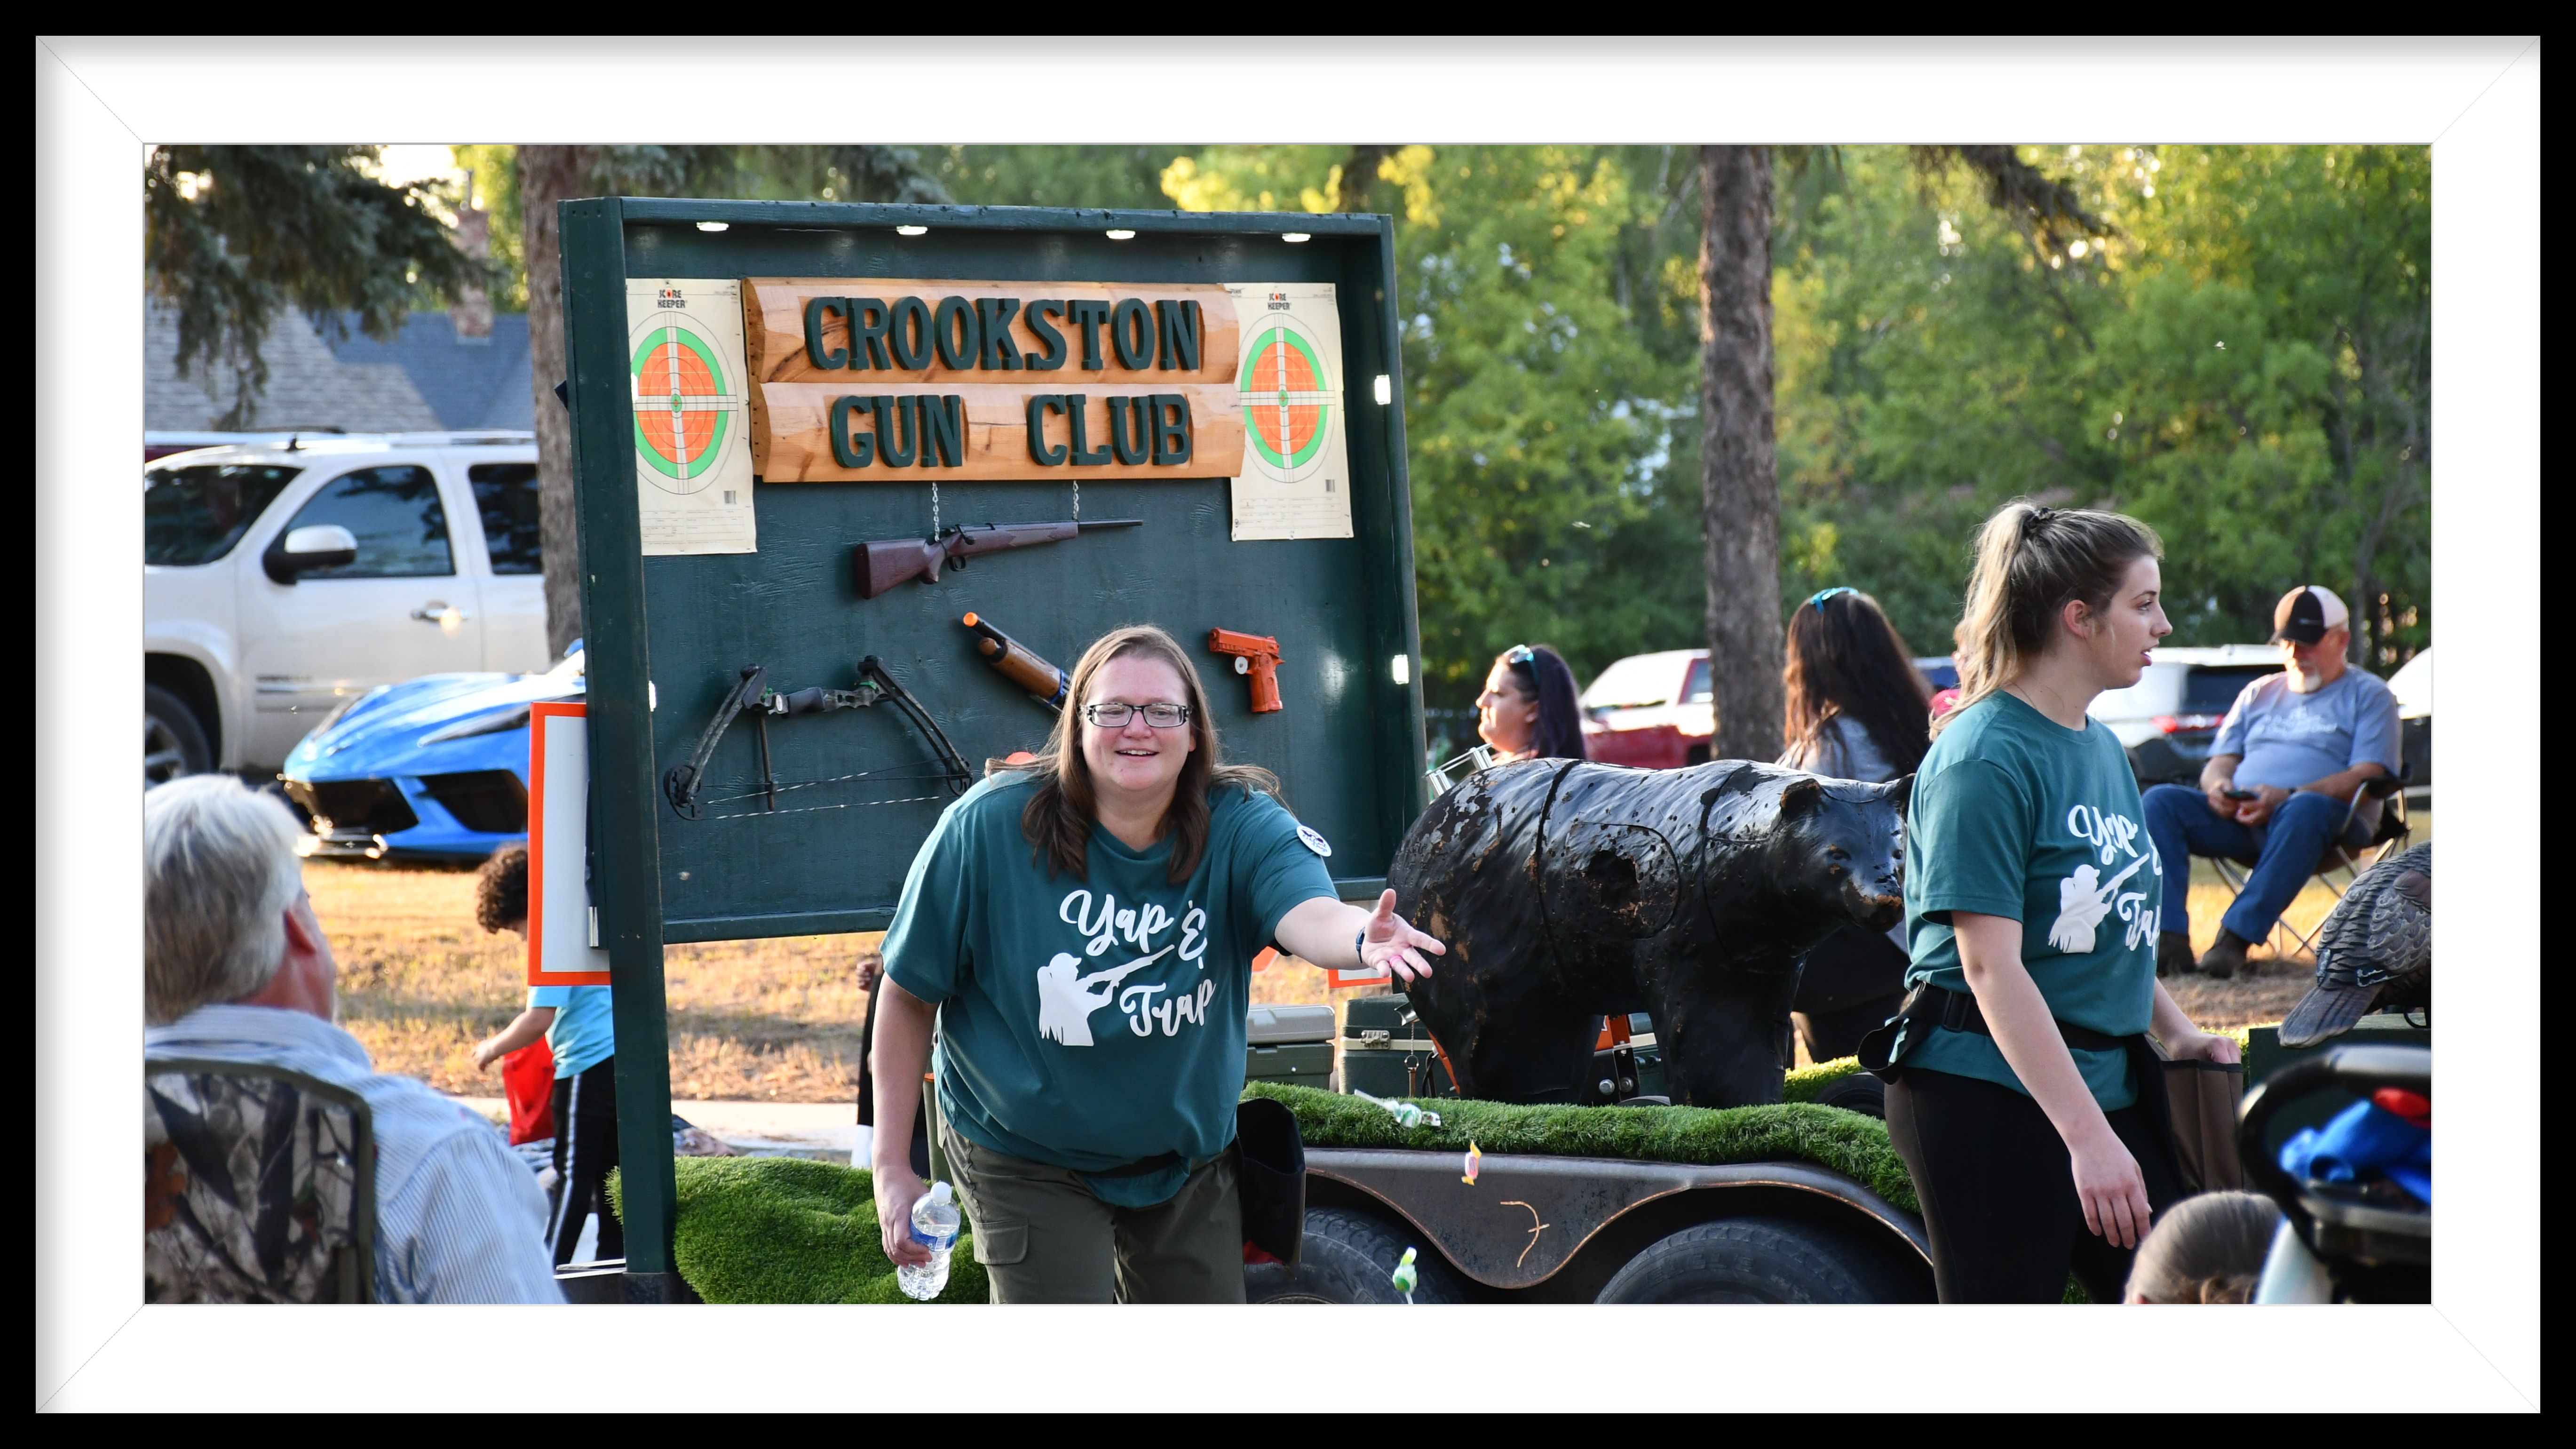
(1594, 1215, 1927, 1304)
(1246, 1207, 1468, 1304)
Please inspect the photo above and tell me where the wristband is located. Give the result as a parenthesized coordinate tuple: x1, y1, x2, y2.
(1355, 930, 1368, 963)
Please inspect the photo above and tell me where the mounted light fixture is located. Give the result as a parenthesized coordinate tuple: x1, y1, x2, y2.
(1105, 229, 1136, 240)
(695, 222, 729, 232)
(1282, 232, 1312, 243)
(896, 225, 928, 236)
(1373, 374, 1393, 406)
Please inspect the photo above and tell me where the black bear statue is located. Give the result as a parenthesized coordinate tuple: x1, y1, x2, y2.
(1389, 759, 1910, 1108)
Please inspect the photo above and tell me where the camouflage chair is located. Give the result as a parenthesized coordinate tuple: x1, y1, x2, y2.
(145, 1059, 377, 1303)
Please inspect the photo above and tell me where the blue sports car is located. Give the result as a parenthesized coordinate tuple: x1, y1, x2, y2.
(280, 647, 585, 860)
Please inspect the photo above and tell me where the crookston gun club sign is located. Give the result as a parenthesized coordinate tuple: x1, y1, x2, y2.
(744, 279, 1245, 482)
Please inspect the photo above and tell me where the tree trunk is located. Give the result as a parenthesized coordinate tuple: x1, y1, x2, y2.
(1697, 145, 1785, 762)
(521, 145, 598, 663)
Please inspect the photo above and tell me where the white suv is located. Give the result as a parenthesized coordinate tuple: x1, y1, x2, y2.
(144, 432, 552, 781)
(2085, 644, 2285, 787)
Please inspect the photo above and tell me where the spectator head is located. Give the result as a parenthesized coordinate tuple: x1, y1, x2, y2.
(2123, 1190, 2282, 1304)
(2271, 585, 2354, 688)
(145, 775, 335, 1025)
(1479, 645, 1588, 762)
(1783, 587, 1933, 775)
(476, 843, 530, 936)
(1942, 499, 2165, 735)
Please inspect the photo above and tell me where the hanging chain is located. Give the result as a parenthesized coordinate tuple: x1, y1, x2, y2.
(931, 478, 941, 536)
(1071, 478, 1079, 520)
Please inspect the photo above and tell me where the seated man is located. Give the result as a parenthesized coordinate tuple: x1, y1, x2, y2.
(144, 776, 563, 1303)
(2143, 585, 2401, 980)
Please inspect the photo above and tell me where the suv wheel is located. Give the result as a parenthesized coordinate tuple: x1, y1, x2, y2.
(1593, 1215, 1930, 1303)
(146, 683, 212, 787)
(1246, 1207, 1468, 1304)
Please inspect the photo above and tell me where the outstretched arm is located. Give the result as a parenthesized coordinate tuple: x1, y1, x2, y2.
(1276, 890, 1447, 983)
(472, 1007, 555, 1070)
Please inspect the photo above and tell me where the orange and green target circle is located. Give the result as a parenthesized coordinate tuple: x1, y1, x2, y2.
(630, 324, 733, 480)
(1237, 324, 1332, 469)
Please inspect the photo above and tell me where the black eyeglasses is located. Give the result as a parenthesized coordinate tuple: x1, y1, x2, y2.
(1081, 701, 1192, 729)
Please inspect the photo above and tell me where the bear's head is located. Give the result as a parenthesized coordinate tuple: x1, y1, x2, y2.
(1758, 773, 1911, 933)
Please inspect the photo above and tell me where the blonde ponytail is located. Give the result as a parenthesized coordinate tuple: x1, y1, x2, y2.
(1937, 499, 2163, 737)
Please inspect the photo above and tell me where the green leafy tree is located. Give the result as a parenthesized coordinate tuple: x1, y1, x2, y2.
(143, 145, 478, 426)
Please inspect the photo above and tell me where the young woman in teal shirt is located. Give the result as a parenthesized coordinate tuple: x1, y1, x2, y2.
(1880, 502, 2241, 1302)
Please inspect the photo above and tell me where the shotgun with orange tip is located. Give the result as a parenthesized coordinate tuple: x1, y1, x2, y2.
(962, 612, 1070, 710)
(1208, 628, 1284, 713)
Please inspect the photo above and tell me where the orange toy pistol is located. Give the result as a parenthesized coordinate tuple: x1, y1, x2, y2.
(1207, 628, 1284, 713)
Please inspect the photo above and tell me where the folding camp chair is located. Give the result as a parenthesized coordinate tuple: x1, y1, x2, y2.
(145, 1059, 377, 1303)
(2211, 777, 2412, 959)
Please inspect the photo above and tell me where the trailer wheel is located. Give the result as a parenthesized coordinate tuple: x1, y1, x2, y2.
(1246, 1207, 1468, 1304)
(1594, 1215, 1929, 1304)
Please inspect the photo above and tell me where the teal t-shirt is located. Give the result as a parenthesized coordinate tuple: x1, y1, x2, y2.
(1896, 692, 2164, 1110)
(882, 772, 1338, 1207)
(526, 984, 614, 1080)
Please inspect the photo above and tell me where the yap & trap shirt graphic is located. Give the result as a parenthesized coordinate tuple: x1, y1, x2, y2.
(883, 772, 1336, 1202)
(1898, 692, 2163, 1111)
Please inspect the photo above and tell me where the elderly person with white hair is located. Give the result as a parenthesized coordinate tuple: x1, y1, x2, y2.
(144, 775, 563, 1303)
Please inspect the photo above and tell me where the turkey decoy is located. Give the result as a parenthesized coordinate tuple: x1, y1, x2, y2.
(2280, 843, 2430, 1047)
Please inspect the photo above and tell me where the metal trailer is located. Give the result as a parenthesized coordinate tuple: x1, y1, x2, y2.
(1247, 1142, 1935, 1304)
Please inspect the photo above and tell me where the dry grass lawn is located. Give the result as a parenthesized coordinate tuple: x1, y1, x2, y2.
(314, 859, 1348, 1103)
(318, 808, 2419, 1098)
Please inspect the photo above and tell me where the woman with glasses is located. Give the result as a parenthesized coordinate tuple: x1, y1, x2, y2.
(1476, 644, 1590, 763)
(867, 624, 1447, 1302)
(1777, 587, 1934, 1061)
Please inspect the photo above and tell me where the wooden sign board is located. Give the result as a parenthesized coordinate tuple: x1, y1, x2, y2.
(745, 278, 1245, 482)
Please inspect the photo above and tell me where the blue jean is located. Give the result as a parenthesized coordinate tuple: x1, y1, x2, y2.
(2141, 784, 2365, 944)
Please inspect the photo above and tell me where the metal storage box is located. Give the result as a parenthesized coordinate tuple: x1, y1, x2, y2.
(1245, 1005, 1337, 1090)
(1340, 994, 1459, 1099)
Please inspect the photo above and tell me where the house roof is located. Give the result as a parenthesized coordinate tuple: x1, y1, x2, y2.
(324, 311, 535, 431)
(146, 303, 443, 434)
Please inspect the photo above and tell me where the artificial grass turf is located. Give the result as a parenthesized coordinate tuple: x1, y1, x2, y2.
(607, 1158, 990, 1305)
(1251, 1072, 1920, 1215)
(604, 1057, 1911, 1303)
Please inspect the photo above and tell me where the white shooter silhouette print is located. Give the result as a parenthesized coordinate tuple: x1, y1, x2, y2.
(1036, 888, 1213, 1047)
(2049, 804, 2163, 954)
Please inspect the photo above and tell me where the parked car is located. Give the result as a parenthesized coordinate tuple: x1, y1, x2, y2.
(2386, 646, 2431, 798)
(1580, 649, 1712, 769)
(144, 431, 548, 784)
(2085, 644, 2285, 787)
(1579, 650, 1958, 770)
(279, 647, 584, 859)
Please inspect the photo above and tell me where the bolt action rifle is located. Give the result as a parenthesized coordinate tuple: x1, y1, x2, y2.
(853, 518, 1142, 599)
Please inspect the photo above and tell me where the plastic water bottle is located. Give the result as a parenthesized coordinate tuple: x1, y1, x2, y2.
(896, 1181, 959, 1302)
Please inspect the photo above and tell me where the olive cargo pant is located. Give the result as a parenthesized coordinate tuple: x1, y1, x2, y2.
(940, 1122, 1248, 1304)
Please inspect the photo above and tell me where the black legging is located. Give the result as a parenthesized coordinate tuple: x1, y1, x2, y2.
(1885, 1065, 2183, 1303)
(548, 1056, 625, 1269)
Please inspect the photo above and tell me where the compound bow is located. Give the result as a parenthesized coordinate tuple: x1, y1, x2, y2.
(663, 655, 973, 820)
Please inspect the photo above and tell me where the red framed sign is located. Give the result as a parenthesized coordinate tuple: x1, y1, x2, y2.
(527, 701, 613, 986)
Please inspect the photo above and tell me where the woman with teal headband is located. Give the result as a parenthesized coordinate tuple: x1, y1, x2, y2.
(1776, 585, 1934, 1060)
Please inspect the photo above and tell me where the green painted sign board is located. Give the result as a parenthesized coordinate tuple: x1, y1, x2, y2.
(559, 199, 1424, 1298)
